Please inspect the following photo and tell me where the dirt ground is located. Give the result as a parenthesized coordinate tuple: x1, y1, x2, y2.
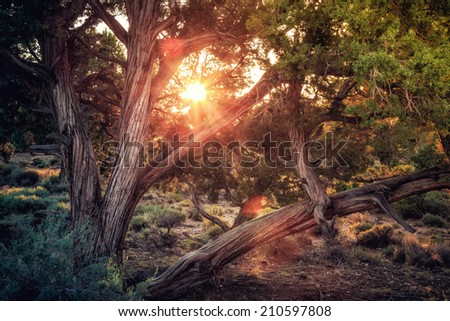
(123, 190, 450, 301)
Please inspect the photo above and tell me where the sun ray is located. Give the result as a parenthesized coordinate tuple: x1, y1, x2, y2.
(180, 82, 207, 102)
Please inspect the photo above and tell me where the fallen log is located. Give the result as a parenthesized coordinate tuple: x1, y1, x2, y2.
(145, 167, 450, 299)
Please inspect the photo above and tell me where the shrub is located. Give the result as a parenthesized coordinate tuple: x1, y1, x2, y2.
(322, 245, 349, 265)
(346, 212, 369, 225)
(436, 244, 450, 268)
(0, 215, 138, 300)
(395, 235, 432, 267)
(31, 157, 50, 169)
(355, 223, 394, 248)
(16, 196, 48, 214)
(0, 194, 48, 216)
(410, 145, 445, 170)
(351, 247, 384, 264)
(13, 170, 40, 187)
(0, 163, 14, 185)
(46, 201, 69, 212)
(205, 205, 225, 218)
(1, 142, 15, 163)
(351, 222, 374, 234)
(396, 202, 424, 219)
(130, 215, 149, 232)
(419, 198, 450, 218)
(168, 193, 184, 203)
(205, 225, 223, 239)
(381, 245, 396, 258)
(42, 175, 67, 193)
(421, 213, 446, 228)
(150, 210, 185, 234)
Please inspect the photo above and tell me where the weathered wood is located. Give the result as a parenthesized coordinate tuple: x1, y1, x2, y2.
(146, 167, 450, 299)
(185, 179, 230, 232)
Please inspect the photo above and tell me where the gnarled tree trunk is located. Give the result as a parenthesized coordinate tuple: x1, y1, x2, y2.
(146, 167, 450, 299)
(41, 22, 102, 228)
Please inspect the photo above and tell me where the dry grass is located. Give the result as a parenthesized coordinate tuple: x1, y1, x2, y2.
(33, 168, 60, 180)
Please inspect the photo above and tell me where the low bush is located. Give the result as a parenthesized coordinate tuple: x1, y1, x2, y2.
(130, 215, 149, 232)
(355, 223, 394, 248)
(0, 215, 139, 300)
(436, 244, 450, 268)
(131, 205, 185, 235)
(421, 213, 446, 228)
(395, 202, 424, 219)
(1, 142, 15, 163)
(42, 175, 67, 193)
(13, 170, 40, 187)
(150, 210, 186, 234)
(0, 194, 48, 216)
(205, 225, 223, 239)
(351, 247, 384, 264)
(394, 235, 433, 268)
(351, 222, 374, 234)
(31, 157, 50, 169)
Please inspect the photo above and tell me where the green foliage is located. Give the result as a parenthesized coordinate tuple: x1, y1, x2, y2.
(205, 225, 223, 240)
(150, 209, 186, 235)
(13, 170, 40, 187)
(395, 202, 425, 220)
(421, 213, 446, 228)
(168, 193, 184, 203)
(1, 142, 15, 162)
(355, 224, 394, 248)
(0, 193, 47, 216)
(0, 185, 69, 217)
(31, 157, 50, 169)
(132, 204, 185, 235)
(0, 214, 138, 300)
(42, 175, 67, 193)
(394, 192, 450, 220)
(410, 145, 446, 170)
(351, 222, 374, 234)
(130, 215, 149, 232)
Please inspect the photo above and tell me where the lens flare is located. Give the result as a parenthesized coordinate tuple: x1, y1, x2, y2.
(180, 83, 207, 102)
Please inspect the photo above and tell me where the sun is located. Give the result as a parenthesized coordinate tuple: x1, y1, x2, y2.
(180, 82, 207, 102)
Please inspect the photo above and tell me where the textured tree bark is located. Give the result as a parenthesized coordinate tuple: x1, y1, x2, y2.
(41, 23, 102, 228)
(185, 179, 230, 232)
(289, 124, 336, 242)
(145, 167, 450, 299)
(89, 1, 162, 258)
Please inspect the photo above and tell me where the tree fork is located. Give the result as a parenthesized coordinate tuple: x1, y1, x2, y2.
(145, 167, 449, 299)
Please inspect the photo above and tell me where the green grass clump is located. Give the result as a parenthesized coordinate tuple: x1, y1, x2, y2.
(42, 175, 67, 193)
(205, 225, 223, 239)
(351, 222, 374, 234)
(421, 213, 446, 228)
(0, 194, 48, 216)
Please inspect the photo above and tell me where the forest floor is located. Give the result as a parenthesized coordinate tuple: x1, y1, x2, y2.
(123, 188, 450, 301)
(3, 153, 450, 300)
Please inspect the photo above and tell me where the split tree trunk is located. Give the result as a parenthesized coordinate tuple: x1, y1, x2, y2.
(146, 167, 450, 299)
